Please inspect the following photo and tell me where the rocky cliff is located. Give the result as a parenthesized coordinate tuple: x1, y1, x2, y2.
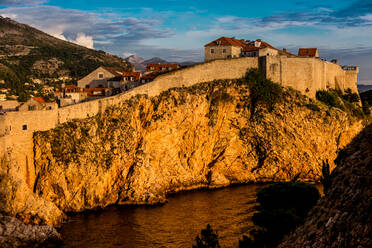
(28, 78, 362, 223)
(278, 124, 372, 248)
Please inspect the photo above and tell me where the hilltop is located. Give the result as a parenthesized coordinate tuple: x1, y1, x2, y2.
(0, 16, 132, 97)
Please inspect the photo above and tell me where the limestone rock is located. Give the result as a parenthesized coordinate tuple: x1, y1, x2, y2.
(30, 80, 362, 218)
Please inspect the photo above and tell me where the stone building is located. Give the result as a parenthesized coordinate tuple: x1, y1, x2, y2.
(17, 97, 57, 111)
(145, 64, 180, 75)
(204, 37, 294, 62)
(55, 85, 88, 107)
(77, 66, 127, 89)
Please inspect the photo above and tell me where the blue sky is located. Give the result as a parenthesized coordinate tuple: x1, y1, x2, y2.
(0, 0, 372, 84)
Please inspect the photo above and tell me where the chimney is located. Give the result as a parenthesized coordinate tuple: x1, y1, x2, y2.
(283, 48, 287, 53)
(256, 39, 262, 42)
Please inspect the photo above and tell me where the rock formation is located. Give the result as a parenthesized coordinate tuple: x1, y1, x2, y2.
(278, 124, 372, 248)
(0, 79, 365, 247)
(31, 79, 362, 217)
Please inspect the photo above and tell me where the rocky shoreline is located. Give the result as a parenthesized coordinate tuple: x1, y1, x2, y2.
(0, 214, 61, 248)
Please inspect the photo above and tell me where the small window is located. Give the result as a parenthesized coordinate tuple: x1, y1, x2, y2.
(162, 67, 167, 71)
(22, 124, 27, 130)
(86, 85, 90, 88)
(223, 49, 226, 53)
(131, 77, 134, 81)
(211, 49, 214, 54)
(28, 105, 36, 111)
(150, 66, 154, 70)
(98, 73, 104, 79)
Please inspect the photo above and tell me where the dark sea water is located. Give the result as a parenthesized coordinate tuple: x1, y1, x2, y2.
(59, 184, 265, 248)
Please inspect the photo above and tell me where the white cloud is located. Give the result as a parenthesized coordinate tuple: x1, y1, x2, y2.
(123, 52, 134, 57)
(73, 33, 94, 49)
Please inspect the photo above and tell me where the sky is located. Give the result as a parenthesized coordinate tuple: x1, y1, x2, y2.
(0, 0, 372, 84)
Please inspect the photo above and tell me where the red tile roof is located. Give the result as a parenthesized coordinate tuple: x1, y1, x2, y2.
(204, 36, 247, 47)
(205, 37, 280, 53)
(145, 64, 180, 72)
(32, 97, 46, 104)
(242, 41, 277, 51)
(122, 72, 141, 81)
(298, 48, 318, 57)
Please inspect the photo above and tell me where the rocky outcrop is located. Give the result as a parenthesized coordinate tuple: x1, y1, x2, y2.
(279, 124, 372, 248)
(30, 79, 362, 217)
(0, 214, 61, 248)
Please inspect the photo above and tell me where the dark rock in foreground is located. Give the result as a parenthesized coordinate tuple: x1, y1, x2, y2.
(0, 214, 61, 248)
(279, 124, 372, 248)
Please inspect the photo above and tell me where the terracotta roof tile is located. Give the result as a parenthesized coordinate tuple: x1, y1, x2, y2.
(205, 37, 246, 47)
(298, 48, 318, 57)
(122, 72, 141, 81)
(32, 97, 45, 104)
(145, 64, 180, 72)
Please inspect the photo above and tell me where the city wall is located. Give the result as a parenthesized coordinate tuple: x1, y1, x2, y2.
(0, 56, 358, 190)
(264, 56, 358, 98)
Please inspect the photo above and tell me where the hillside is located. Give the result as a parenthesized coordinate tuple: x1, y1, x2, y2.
(279, 124, 372, 248)
(0, 16, 132, 98)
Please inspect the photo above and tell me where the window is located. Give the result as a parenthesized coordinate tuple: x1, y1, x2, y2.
(162, 67, 167, 71)
(223, 49, 226, 53)
(28, 105, 36, 111)
(86, 85, 90, 88)
(131, 77, 134, 81)
(211, 49, 214, 54)
(22, 124, 27, 130)
(98, 73, 104, 79)
(150, 66, 154, 70)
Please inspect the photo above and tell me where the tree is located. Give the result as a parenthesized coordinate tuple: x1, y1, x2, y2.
(193, 224, 221, 248)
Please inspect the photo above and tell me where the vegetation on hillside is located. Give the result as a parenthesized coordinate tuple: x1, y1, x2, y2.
(0, 17, 132, 100)
(360, 89, 372, 115)
(316, 89, 369, 119)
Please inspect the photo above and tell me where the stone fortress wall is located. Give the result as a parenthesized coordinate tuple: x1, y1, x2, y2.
(0, 55, 359, 190)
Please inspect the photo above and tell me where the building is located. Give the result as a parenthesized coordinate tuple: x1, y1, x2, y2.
(141, 74, 156, 84)
(120, 72, 142, 91)
(55, 85, 88, 107)
(298, 48, 319, 58)
(204, 37, 295, 61)
(0, 100, 19, 112)
(17, 97, 57, 111)
(77, 66, 128, 89)
(145, 64, 180, 75)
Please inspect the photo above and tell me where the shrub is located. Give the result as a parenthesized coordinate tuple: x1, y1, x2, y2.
(241, 69, 283, 119)
(305, 103, 321, 112)
(193, 224, 221, 248)
(342, 88, 360, 103)
(316, 90, 342, 108)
